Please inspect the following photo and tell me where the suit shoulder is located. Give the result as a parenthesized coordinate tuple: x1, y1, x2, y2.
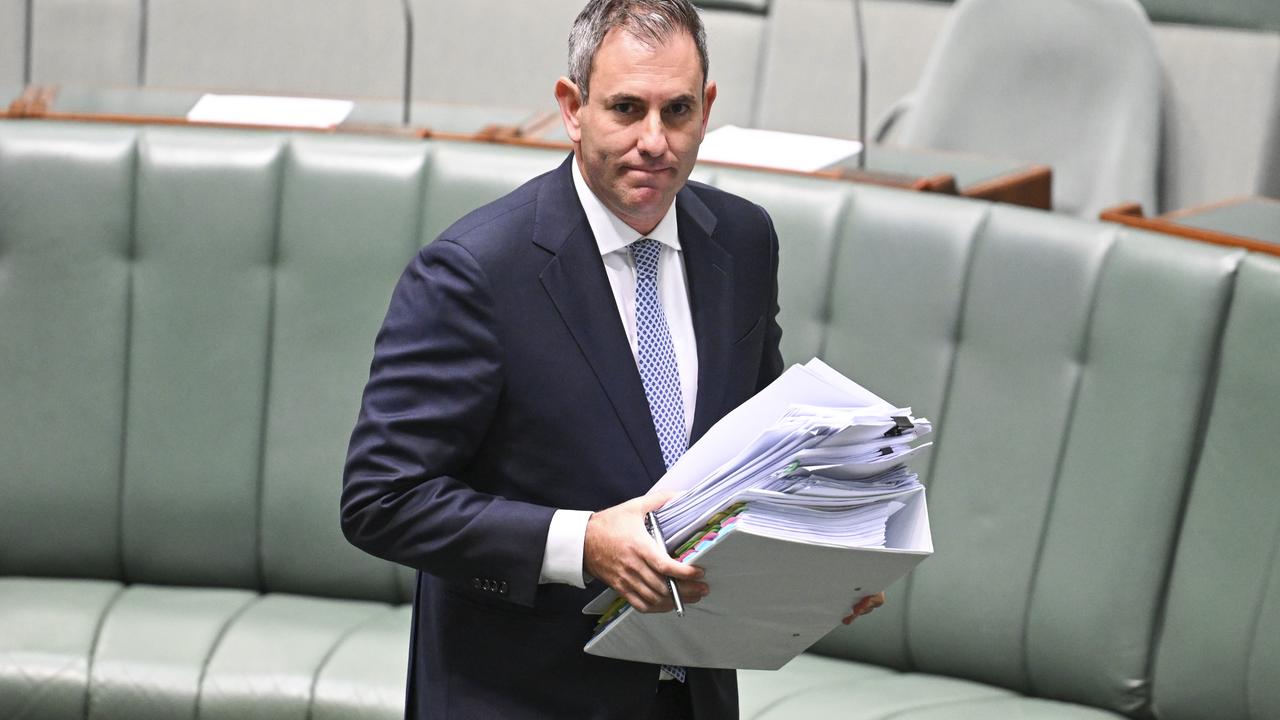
(431, 168, 551, 250)
(684, 180, 771, 225)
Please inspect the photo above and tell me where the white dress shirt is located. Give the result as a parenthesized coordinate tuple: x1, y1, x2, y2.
(537, 159, 700, 587)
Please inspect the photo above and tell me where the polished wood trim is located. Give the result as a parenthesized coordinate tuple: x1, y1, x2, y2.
(913, 174, 959, 195)
(1103, 201, 1144, 217)
(485, 133, 963, 195)
(5, 86, 44, 116)
(515, 110, 559, 138)
(1099, 202, 1280, 257)
(1163, 195, 1279, 220)
(963, 164, 1052, 209)
(830, 166, 958, 194)
(2, 91, 1031, 207)
(25, 110, 429, 139)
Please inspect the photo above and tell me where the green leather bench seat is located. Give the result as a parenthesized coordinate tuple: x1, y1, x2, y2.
(742, 655, 1125, 720)
(0, 578, 406, 720)
(1, 119, 1277, 719)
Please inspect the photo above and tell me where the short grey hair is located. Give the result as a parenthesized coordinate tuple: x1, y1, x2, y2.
(568, 0, 709, 102)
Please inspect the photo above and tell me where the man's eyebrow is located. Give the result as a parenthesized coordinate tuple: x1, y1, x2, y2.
(602, 94, 644, 106)
(600, 93, 699, 106)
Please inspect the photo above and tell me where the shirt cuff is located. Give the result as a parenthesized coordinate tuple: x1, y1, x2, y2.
(539, 509, 592, 587)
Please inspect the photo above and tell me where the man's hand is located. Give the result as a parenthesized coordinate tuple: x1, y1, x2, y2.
(584, 491, 708, 613)
(841, 591, 886, 625)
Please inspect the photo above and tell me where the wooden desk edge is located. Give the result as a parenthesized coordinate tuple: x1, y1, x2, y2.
(0, 106, 1038, 209)
(963, 165, 1052, 210)
(1099, 204, 1280, 257)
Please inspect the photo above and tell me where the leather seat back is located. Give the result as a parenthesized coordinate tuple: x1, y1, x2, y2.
(0, 121, 569, 603)
(784, 188, 1241, 715)
(1151, 254, 1280, 720)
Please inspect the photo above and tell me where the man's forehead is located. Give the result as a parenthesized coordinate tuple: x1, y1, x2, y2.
(590, 26, 704, 93)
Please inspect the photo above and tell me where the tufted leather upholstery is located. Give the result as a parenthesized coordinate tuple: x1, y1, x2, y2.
(0, 119, 1276, 719)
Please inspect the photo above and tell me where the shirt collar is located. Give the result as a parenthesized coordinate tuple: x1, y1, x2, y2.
(572, 155, 681, 257)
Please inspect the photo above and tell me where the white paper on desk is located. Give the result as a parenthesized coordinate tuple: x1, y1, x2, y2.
(187, 94, 354, 128)
(582, 488, 932, 670)
(697, 125, 862, 172)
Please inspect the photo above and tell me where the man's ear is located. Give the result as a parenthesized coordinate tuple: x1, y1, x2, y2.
(555, 77, 584, 144)
(699, 80, 718, 141)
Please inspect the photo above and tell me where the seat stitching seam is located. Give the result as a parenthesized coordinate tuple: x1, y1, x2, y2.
(304, 604, 400, 720)
(1017, 226, 1118, 695)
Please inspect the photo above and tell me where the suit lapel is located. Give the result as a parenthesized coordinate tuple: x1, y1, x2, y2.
(534, 158, 668, 481)
(677, 186, 734, 446)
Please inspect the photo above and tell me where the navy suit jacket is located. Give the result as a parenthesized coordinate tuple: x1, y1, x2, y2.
(342, 155, 783, 719)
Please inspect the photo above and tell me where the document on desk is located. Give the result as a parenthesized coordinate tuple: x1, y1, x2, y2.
(187, 93, 354, 128)
(582, 359, 934, 670)
(696, 125, 862, 172)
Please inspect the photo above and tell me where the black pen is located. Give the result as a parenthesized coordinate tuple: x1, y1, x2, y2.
(646, 511, 684, 617)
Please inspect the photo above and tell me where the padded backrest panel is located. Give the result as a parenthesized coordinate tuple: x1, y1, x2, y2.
(899, 0, 1161, 217)
(700, 7, 766, 128)
(121, 128, 284, 589)
(904, 210, 1114, 684)
(1262, 76, 1280, 199)
(707, 169, 851, 364)
(1154, 24, 1280, 210)
(1152, 254, 1280, 720)
(0, 121, 573, 596)
(419, 142, 565, 244)
(885, 0, 1280, 31)
(259, 136, 431, 603)
(411, 2, 759, 127)
(410, 0, 578, 114)
(0, 123, 136, 580)
(755, 0, 951, 139)
(145, 0, 407, 99)
(30, 0, 142, 86)
(884, 209, 1241, 714)
(1020, 232, 1240, 711)
(0, 0, 25, 88)
(809, 187, 986, 668)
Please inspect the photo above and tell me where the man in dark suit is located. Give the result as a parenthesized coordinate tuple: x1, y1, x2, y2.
(341, 1, 880, 717)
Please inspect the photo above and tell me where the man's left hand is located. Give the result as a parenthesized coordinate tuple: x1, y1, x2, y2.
(841, 592, 885, 625)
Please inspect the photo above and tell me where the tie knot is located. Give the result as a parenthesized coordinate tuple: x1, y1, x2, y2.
(629, 238, 661, 279)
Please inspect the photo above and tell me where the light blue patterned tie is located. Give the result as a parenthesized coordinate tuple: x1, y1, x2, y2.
(630, 238, 688, 469)
(630, 238, 688, 685)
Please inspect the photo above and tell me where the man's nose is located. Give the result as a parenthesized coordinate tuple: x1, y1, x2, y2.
(636, 111, 669, 158)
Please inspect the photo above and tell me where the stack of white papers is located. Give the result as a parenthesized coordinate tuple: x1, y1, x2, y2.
(583, 359, 934, 670)
(651, 402, 931, 553)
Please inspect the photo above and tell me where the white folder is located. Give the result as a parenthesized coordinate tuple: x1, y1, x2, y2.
(583, 488, 931, 670)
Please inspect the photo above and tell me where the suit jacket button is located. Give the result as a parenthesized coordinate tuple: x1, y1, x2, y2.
(498, 581, 508, 595)
(472, 577, 482, 589)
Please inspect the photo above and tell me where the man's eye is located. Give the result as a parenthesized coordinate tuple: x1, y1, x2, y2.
(666, 103, 691, 116)
(613, 103, 636, 114)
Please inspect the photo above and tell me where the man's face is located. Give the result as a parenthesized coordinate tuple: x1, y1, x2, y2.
(557, 28, 717, 234)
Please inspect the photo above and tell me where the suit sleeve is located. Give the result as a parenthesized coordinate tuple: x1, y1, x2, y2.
(341, 239, 555, 607)
(755, 203, 786, 391)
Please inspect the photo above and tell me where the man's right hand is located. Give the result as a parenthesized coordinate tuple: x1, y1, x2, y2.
(584, 491, 708, 613)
